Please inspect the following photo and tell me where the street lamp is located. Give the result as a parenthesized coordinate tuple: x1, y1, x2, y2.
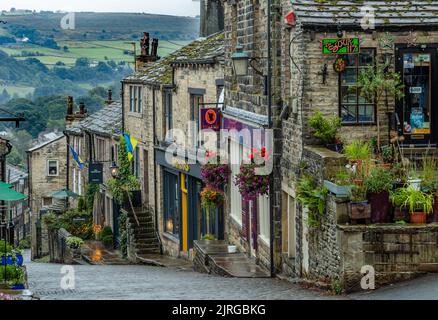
(110, 162, 119, 179)
(231, 45, 250, 77)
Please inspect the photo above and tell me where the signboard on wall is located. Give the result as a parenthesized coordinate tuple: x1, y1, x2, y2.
(322, 38, 360, 55)
(201, 108, 221, 131)
(89, 163, 103, 184)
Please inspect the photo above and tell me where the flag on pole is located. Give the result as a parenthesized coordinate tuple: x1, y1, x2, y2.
(123, 133, 138, 161)
(69, 144, 85, 170)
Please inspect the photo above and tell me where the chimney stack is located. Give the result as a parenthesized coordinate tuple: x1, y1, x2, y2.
(136, 31, 160, 71)
(67, 96, 74, 116)
(200, 0, 224, 37)
(106, 89, 113, 105)
(79, 102, 86, 115)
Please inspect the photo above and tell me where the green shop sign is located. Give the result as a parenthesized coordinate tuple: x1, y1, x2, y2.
(322, 38, 360, 55)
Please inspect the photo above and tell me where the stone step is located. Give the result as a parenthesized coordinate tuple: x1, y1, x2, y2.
(135, 232, 156, 239)
(418, 263, 438, 273)
(136, 248, 161, 255)
(135, 240, 159, 248)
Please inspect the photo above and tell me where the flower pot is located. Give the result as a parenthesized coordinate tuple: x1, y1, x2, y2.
(1, 255, 14, 266)
(394, 207, 409, 222)
(349, 201, 371, 220)
(11, 284, 25, 290)
(15, 254, 23, 266)
(427, 195, 438, 223)
(411, 212, 427, 224)
(407, 179, 422, 191)
(368, 191, 391, 223)
(324, 180, 352, 198)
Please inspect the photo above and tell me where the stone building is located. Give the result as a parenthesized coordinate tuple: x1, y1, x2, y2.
(27, 132, 67, 259)
(6, 164, 30, 246)
(279, 0, 438, 290)
(64, 96, 122, 240)
(122, 31, 225, 259)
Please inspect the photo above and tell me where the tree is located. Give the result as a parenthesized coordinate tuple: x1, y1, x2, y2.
(358, 62, 404, 150)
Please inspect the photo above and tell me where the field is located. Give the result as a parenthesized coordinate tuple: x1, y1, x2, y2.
(0, 40, 191, 67)
(0, 84, 35, 97)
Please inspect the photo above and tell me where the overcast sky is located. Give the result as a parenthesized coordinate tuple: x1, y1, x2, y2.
(0, 0, 200, 17)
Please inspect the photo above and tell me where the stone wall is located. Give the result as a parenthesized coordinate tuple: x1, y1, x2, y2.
(48, 228, 79, 264)
(339, 224, 438, 292)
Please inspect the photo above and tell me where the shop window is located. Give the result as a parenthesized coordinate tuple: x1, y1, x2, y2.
(340, 48, 376, 124)
(190, 93, 203, 147)
(47, 160, 59, 176)
(163, 171, 179, 237)
(230, 140, 242, 225)
(257, 194, 270, 246)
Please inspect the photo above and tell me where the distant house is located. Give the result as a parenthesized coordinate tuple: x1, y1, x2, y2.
(27, 132, 67, 259)
(6, 164, 29, 246)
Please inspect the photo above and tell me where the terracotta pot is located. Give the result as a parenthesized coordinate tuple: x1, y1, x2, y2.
(394, 206, 409, 222)
(427, 195, 438, 223)
(368, 191, 391, 223)
(411, 212, 427, 224)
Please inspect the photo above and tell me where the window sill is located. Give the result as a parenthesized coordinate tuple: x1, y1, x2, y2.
(258, 235, 270, 248)
(127, 112, 143, 119)
(162, 232, 179, 244)
(230, 214, 242, 228)
(341, 122, 376, 127)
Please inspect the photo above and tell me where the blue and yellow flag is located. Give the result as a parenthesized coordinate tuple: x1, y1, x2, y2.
(123, 133, 138, 161)
(69, 144, 85, 170)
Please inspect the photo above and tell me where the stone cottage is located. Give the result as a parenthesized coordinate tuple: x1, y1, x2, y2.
(27, 132, 66, 259)
(122, 31, 225, 259)
(64, 95, 122, 241)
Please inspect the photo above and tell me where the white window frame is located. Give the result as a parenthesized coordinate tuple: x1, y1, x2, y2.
(47, 160, 59, 177)
(230, 139, 242, 226)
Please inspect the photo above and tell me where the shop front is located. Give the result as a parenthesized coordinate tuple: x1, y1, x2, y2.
(157, 147, 224, 255)
(396, 44, 438, 147)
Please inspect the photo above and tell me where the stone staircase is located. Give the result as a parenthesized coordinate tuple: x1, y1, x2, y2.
(127, 207, 161, 257)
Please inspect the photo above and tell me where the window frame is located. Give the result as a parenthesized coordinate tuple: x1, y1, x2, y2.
(338, 48, 377, 126)
(47, 160, 59, 177)
(163, 90, 173, 138)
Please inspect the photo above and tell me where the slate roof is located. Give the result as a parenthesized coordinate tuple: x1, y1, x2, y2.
(291, 0, 438, 28)
(66, 101, 122, 137)
(222, 105, 269, 127)
(124, 32, 224, 85)
(6, 164, 28, 184)
(28, 133, 64, 152)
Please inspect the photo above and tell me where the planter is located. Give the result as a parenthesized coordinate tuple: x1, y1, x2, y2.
(11, 284, 25, 290)
(407, 179, 422, 191)
(349, 201, 371, 220)
(325, 143, 343, 153)
(1, 255, 14, 266)
(368, 191, 391, 223)
(323, 180, 352, 198)
(15, 254, 23, 266)
(427, 195, 438, 223)
(394, 207, 409, 222)
(411, 212, 427, 224)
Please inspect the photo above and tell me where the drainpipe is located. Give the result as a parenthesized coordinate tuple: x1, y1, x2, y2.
(121, 81, 125, 132)
(267, 0, 275, 278)
(152, 86, 162, 254)
(64, 132, 70, 192)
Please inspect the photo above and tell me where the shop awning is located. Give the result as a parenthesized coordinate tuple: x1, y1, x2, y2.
(0, 185, 26, 201)
(48, 189, 79, 199)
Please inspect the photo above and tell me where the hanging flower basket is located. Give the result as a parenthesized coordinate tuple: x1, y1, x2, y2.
(201, 163, 231, 191)
(235, 163, 269, 201)
(201, 187, 225, 210)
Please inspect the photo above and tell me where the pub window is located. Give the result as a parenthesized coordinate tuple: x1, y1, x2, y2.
(47, 160, 59, 176)
(340, 48, 376, 124)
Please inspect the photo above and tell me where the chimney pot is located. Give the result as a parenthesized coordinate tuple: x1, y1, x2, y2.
(79, 102, 86, 114)
(108, 89, 113, 102)
(67, 96, 74, 115)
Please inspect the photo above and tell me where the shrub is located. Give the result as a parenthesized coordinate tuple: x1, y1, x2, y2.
(18, 238, 31, 250)
(41, 212, 59, 230)
(364, 168, 395, 194)
(65, 236, 84, 249)
(344, 140, 371, 161)
(309, 110, 342, 144)
(297, 175, 329, 227)
(0, 240, 13, 254)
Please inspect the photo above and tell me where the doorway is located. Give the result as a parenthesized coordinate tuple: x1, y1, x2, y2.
(396, 45, 438, 146)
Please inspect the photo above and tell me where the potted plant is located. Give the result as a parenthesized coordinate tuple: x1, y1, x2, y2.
(364, 167, 395, 223)
(296, 175, 329, 227)
(324, 168, 353, 198)
(309, 110, 342, 152)
(12, 249, 23, 267)
(392, 186, 434, 224)
(380, 144, 396, 168)
(348, 185, 371, 223)
(100, 226, 114, 249)
(66, 236, 84, 250)
(390, 188, 410, 223)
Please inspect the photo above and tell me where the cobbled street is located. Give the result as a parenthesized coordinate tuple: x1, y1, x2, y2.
(25, 253, 438, 300)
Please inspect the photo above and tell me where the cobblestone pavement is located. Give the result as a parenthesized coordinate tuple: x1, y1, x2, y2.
(26, 258, 336, 300)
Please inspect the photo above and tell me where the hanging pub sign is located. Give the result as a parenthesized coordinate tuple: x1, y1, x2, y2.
(322, 38, 360, 55)
(201, 108, 221, 131)
(89, 162, 103, 184)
